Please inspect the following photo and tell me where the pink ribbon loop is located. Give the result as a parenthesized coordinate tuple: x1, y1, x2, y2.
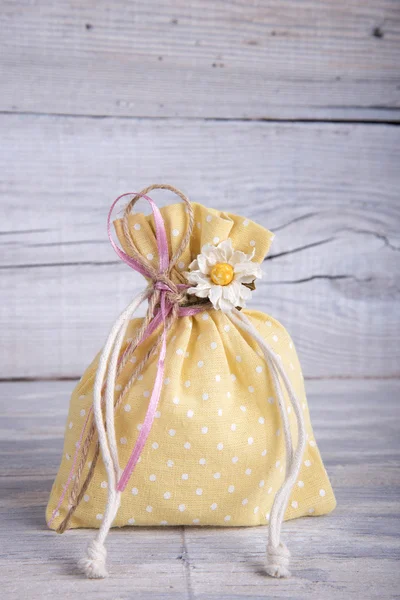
(107, 192, 206, 492)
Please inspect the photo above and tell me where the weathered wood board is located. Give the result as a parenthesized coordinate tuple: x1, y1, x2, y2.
(0, 379, 399, 599)
(1, 115, 399, 379)
(1, 0, 399, 121)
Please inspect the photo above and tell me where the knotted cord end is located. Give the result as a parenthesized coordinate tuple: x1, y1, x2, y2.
(265, 542, 291, 578)
(78, 539, 109, 579)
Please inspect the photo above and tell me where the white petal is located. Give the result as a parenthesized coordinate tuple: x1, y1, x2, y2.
(188, 258, 199, 270)
(239, 284, 253, 301)
(219, 296, 235, 311)
(185, 271, 210, 286)
(197, 253, 212, 274)
(230, 249, 249, 266)
(209, 285, 223, 308)
(187, 286, 211, 298)
(216, 239, 234, 261)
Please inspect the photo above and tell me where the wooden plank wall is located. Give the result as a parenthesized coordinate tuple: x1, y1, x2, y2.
(1, 0, 399, 381)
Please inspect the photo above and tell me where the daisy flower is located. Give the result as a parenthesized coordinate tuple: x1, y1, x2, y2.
(184, 238, 263, 312)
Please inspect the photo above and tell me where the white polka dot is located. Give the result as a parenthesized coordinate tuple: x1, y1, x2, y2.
(160, 520, 168, 525)
(213, 236, 220, 244)
(256, 365, 263, 373)
(137, 423, 142, 431)
(248, 437, 254, 445)
(187, 409, 194, 418)
(309, 440, 316, 447)
(185, 380, 191, 388)
(80, 409, 86, 417)
(182, 473, 189, 480)
(228, 485, 235, 493)
(173, 397, 180, 405)
(230, 423, 237, 431)
(206, 215, 212, 223)
(232, 456, 239, 464)
(261, 449, 267, 456)
(217, 442, 224, 450)
(129, 356, 137, 364)
(231, 373, 236, 381)
(79, 395, 85, 400)
(164, 377, 170, 385)
(202, 393, 209, 400)
(65, 453, 71, 460)
(210, 503, 217, 510)
(236, 355, 242, 362)
(215, 374, 221, 382)
(268, 487, 273, 494)
(254, 506, 259, 514)
(258, 416, 265, 424)
(202, 313, 209, 320)
(167, 459, 174, 467)
(164, 491, 171, 500)
(143, 390, 150, 398)
(193, 518, 200, 524)
(217, 408, 223, 416)
(131, 487, 139, 495)
(242, 498, 248, 506)
(305, 459, 311, 467)
(100, 481, 107, 489)
(84, 494, 90, 502)
(250, 240, 256, 247)
(199, 458, 206, 465)
(224, 324, 230, 332)
(185, 351, 190, 358)
(272, 334, 278, 342)
(178, 504, 186, 512)
(68, 421, 73, 429)
(183, 442, 191, 450)
(248, 386, 254, 393)
(298, 480, 304, 488)
(240, 405, 246, 412)
(268, 397, 275, 404)
(155, 411, 161, 418)
(213, 472, 221, 479)
(178, 261, 185, 269)
(245, 468, 252, 475)
(147, 253, 154, 260)
(149, 474, 156, 482)
(133, 223, 141, 231)
(291, 500, 298, 509)
(308, 507, 315, 514)
(96, 513, 103, 520)
(224, 515, 231, 522)
(319, 488, 326, 497)
(265, 320, 272, 327)
(146, 506, 153, 513)
(196, 488, 203, 496)
(201, 426, 208, 434)
(259, 480, 265, 488)
(137, 374, 143, 381)
(176, 348, 184, 355)
(124, 404, 131, 412)
(243, 219, 249, 226)
(168, 429, 176, 437)
(172, 229, 180, 237)
(197, 360, 204, 368)
(150, 442, 158, 450)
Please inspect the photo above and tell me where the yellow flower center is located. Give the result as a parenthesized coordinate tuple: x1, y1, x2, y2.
(210, 262, 234, 286)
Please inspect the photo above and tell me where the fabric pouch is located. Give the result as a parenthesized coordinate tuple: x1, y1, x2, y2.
(46, 184, 336, 579)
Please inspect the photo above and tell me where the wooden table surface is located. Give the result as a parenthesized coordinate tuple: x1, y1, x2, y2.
(1, 378, 399, 600)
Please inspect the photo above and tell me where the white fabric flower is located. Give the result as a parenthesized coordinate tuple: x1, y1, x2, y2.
(184, 238, 263, 312)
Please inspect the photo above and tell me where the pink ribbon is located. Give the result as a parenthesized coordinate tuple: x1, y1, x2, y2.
(107, 193, 206, 492)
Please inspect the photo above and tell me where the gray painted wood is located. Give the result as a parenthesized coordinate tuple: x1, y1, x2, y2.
(1, 0, 399, 121)
(0, 379, 399, 599)
(1, 115, 399, 379)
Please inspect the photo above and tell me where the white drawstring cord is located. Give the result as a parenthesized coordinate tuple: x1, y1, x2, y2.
(79, 289, 150, 579)
(228, 308, 306, 578)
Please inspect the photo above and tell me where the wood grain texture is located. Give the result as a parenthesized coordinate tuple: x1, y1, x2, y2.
(1, 0, 399, 121)
(1, 115, 399, 379)
(0, 379, 399, 599)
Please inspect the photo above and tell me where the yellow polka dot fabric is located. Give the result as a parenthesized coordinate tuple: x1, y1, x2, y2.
(46, 202, 336, 530)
